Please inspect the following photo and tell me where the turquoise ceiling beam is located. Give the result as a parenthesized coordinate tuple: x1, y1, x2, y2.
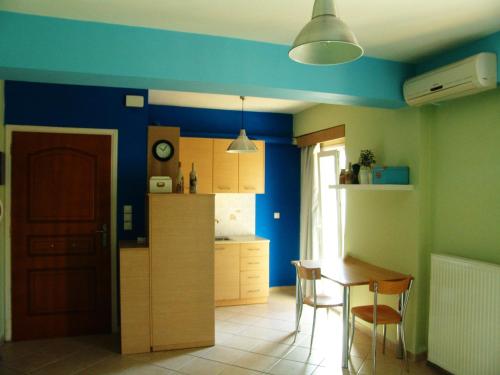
(0, 11, 415, 108)
(417, 31, 500, 80)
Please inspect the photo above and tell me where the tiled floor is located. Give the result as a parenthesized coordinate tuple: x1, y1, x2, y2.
(0, 289, 441, 374)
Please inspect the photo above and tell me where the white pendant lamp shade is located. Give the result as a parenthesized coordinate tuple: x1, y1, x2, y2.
(289, 0, 363, 65)
(227, 96, 258, 153)
(227, 129, 258, 153)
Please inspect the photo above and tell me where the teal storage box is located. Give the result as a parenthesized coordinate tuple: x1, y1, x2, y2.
(372, 166, 409, 184)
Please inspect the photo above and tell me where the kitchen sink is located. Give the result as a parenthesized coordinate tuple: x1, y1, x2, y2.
(215, 236, 231, 241)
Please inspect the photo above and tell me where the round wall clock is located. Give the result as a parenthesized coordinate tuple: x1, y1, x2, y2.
(152, 139, 174, 162)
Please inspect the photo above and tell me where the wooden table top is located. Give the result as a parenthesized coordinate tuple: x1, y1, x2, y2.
(293, 256, 408, 287)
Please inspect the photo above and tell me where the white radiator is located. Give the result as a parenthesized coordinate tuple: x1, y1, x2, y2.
(428, 254, 500, 375)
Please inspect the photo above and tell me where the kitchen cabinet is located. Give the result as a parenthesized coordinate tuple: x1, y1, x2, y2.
(238, 140, 265, 193)
(179, 137, 265, 194)
(119, 242, 150, 354)
(213, 138, 239, 193)
(214, 244, 240, 300)
(214, 238, 269, 306)
(149, 194, 214, 351)
(179, 137, 214, 194)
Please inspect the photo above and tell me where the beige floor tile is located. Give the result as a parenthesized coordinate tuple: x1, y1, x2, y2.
(358, 358, 404, 375)
(216, 321, 250, 335)
(215, 309, 236, 321)
(268, 358, 317, 375)
(75, 355, 176, 374)
(312, 365, 355, 375)
(225, 314, 262, 326)
(219, 335, 262, 351)
(131, 350, 196, 370)
(249, 340, 295, 358)
(177, 357, 229, 375)
(232, 352, 280, 372)
(252, 317, 296, 332)
(30, 347, 113, 375)
(2, 351, 64, 373)
(218, 365, 262, 375)
(283, 346, 326, 365)
(0, 365, 22, 375)
(197, 345, 246, 364)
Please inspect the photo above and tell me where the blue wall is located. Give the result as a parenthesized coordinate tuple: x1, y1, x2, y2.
(5, 81, 299, 286)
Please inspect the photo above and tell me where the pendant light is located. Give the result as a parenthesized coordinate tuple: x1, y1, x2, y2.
(227, 96, 258, 153)
(289, 0, 363, 65)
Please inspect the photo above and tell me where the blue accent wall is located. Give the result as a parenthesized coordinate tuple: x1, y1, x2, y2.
(0, 11, 414, 108)
(5, 81, 299, 286)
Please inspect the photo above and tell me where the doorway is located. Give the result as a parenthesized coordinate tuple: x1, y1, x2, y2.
(5, 126, 118, 341)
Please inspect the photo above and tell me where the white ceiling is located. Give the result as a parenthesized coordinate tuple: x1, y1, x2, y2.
(2, 0, 500, 62)
(149, 90, 315, 114)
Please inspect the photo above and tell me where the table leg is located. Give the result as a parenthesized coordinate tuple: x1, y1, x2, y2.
(342, 286, 350, 369)
(295, 272, 300, 332)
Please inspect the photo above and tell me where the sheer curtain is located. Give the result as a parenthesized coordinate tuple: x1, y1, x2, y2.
(299, 144, 322, 260)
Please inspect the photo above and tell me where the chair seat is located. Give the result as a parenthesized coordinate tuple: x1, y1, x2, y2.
(304, 294, 343, 308)
(351, 304, 402, 324)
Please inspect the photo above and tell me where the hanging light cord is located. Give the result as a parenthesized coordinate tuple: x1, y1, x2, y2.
(240, 96, 245, 130)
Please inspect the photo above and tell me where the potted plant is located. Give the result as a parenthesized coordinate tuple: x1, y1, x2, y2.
(358, 149, 376, 184)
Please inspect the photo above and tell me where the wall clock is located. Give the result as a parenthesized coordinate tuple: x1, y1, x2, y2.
(152, 139, 174, 162)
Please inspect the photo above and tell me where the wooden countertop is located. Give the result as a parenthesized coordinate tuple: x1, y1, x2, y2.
(214, 235, 269, 244)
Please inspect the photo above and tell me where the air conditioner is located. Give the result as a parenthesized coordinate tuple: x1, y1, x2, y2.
(403, 52, 497, 106)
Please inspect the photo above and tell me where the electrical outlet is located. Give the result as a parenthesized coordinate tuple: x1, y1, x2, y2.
(274, 212, 280, 219)
(124, 222, 133, 231)
(123, 205, 133, 214)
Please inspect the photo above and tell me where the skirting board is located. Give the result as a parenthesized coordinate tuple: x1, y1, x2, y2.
(153, 340, 214, 352)
(216, 297, 267, 307)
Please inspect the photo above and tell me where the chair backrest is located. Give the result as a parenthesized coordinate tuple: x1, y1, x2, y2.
(369, 276, 413, 295)
(296, 264, 321, 281)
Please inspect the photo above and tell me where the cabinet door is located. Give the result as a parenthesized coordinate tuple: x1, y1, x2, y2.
(238, 140, 265, 193)
(214, 244, 240, 301)
(213, 139, 239, 193)
(179, 137, 213, 194)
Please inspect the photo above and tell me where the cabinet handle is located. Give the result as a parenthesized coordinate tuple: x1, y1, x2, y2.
(244, 185, 255, 190)
(248, 289, 260, 293)
(248, 262, 260, 265)
(247, 248, 260, 251)
(248, 276, 260, 279)
(217, 185, 230, 190)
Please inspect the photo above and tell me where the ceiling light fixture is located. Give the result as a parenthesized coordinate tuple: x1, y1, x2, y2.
(289, 0, 363, 65)
(227, 96, 258, 153)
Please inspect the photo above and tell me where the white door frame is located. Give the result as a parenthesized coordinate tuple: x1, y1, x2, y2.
(4, 125, 119, 341)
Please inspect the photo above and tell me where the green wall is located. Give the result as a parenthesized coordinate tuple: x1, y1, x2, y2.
(294, 104, 430, 354)
(293, 87, 500, 355)
(430, 88, 500, 264)
(0, 80, 5, 342)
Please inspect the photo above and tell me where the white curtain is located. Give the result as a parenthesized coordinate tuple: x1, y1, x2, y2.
(299, 144, 322, 260)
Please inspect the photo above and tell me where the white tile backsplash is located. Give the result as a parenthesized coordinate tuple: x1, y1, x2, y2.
(215, 194, 255, 236)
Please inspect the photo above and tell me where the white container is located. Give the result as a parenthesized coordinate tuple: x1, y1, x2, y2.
(149, 176, 172, 193)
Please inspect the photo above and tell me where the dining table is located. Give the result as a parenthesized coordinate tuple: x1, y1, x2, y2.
(292, 256, 408, 369)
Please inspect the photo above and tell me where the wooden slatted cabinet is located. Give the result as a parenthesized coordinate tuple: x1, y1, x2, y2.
(238, 140, 265, 194)
(213, 139, 239, 193)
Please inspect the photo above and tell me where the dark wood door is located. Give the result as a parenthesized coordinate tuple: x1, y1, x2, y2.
(11, 132, 112, 341)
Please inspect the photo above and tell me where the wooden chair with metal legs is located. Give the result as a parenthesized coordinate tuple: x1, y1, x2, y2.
(349, 276, 414, 374)
(292, 261, 343, 354)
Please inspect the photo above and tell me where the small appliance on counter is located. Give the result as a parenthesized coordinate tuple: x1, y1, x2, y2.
(372, 166, 409, 185)
(149, 176, 172, 193)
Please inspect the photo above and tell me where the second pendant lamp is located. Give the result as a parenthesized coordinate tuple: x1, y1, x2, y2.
(227, 96, 258, 153)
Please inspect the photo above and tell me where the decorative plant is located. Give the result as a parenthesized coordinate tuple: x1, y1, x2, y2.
(359, 149, 376, 167)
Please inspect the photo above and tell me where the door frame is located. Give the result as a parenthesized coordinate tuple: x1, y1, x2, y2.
(4, 125, 119, 341)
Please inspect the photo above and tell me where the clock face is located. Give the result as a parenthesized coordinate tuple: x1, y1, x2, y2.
(152, 140, 174, 162)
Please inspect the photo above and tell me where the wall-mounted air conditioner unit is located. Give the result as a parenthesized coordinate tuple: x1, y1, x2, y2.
(403, 52, 497, 106)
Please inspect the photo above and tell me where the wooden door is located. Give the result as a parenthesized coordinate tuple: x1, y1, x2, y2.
(214, 244, 240, 301)
(239, 140, 265, 193)
(11, 132, 112, 341)
(213, 139, 238, 193)
(179, 137, 213, 194)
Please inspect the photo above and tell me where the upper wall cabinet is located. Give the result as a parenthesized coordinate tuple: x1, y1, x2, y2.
(179, 137, 214, 194)
(213, 139, 240, 193)
(238, 140, 265, 194)
(180, 137, 265, 194)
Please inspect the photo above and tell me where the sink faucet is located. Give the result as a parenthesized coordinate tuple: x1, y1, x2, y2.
(215, 218, 220, 224)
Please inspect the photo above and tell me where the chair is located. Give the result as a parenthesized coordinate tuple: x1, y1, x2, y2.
(292, 261, 343, 354)
(349, 276, 414, 374)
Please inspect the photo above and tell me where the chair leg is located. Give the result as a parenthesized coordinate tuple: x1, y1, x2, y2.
(309, 307, 317, 355)
(400, 323, 409, 372)
(382, 324, 387, 354)
(372, 323, 377, 375)
(349, 314, 355, 357)
(293, 302, 303, 343)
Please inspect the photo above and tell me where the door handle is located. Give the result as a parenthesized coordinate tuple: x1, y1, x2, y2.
(96, 224, 108, 248)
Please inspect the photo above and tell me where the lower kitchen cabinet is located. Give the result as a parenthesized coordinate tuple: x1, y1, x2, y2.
(215, 240, 269, 306)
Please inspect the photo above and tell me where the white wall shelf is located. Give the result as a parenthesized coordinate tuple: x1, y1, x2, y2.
(329, 184, 414, 191)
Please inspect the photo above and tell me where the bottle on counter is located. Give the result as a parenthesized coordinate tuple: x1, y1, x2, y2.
(176, 161, 184, 193)
(345, 162, 353, 184)
(339, 169, 346, 184)
(189, 162, 198, 194)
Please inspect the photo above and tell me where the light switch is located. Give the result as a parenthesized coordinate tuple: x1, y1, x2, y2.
(123, 213, 133, 222)
(123, 205, 133, 214)
(274, 212, 280, 219)
(124, 222, 133, 231)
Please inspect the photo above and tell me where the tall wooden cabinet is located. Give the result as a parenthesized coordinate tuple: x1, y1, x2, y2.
(149, 194, 215, 351)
